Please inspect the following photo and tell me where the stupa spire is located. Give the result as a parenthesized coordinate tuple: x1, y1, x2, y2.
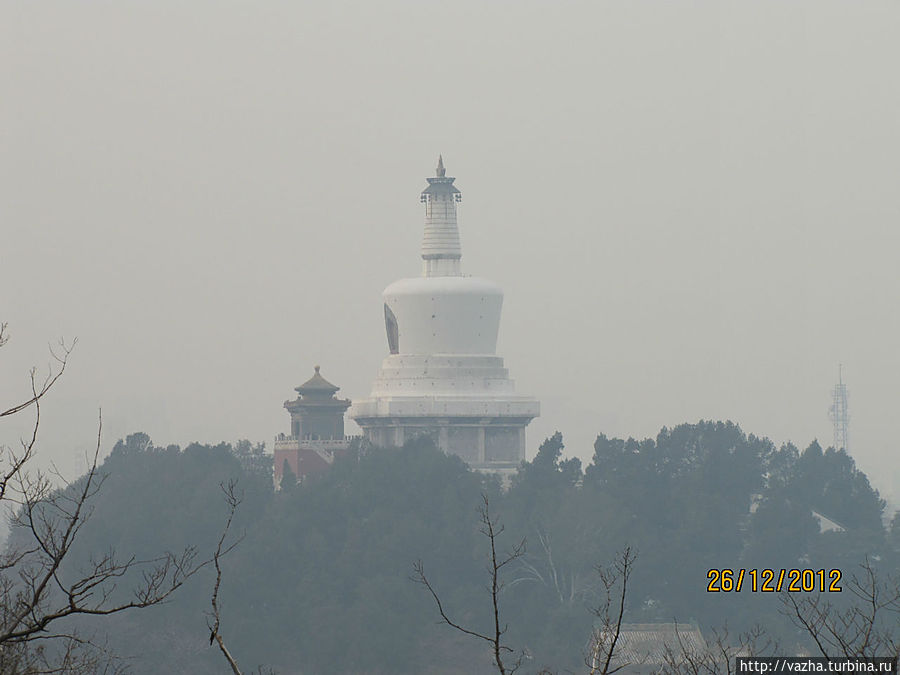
(419, 156, 462, 277)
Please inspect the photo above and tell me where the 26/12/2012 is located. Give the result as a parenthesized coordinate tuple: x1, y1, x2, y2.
(707, 568, 842, 593)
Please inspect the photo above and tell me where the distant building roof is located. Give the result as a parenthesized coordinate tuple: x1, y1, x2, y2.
(295, 366, 340, 396)
(811, 509, 847, 533)
(594, 623, 706, 668)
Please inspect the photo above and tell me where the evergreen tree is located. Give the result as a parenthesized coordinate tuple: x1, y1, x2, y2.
(280, 458, 298, 492)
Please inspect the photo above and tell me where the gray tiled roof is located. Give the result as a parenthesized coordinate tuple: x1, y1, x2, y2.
(295, 366, 340, 395)
(597, 623, 706, 666)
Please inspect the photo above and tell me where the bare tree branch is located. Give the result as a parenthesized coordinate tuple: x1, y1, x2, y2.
(0, 411, 203, 649)
(413, 494, 525, 675)
(1, 337, 75, 419)
(587, 546, 636, 675)
(206, 479, 245, 675)
(780, 557, 900, 660)
(0, 328, 205, 671)
(659, 622, 780, 674)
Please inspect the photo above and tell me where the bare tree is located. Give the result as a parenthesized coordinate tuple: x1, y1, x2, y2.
(660, 624, 778, 675)
(0, 324, 203, 671)
(0, 326, 73, 508)
(657, 557, 900, 672)
(413, 494, 526, 675)
(781, 557, 900, 660)
(586, 546, 635, 675)
(203, 479, 276, 675)
(207, 479, 244, 675)
(509, 524, 598, 607)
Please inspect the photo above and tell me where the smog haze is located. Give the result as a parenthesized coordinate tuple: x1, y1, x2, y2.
(3, 1, 899, 502)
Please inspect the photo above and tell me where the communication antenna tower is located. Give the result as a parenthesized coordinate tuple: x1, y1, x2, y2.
(828, 364, 850, 452)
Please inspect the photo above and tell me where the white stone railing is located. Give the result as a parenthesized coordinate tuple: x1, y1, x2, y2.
(273, 435, 361, 452)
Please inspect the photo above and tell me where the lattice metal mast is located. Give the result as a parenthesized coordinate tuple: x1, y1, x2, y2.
(829, 364, 850, 452)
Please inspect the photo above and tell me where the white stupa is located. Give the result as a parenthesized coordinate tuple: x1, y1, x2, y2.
(350, 157, 539, 474)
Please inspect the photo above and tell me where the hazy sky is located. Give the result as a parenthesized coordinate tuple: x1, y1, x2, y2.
(3, 2, 899, 504)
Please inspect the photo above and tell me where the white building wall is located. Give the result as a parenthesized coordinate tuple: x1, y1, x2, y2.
(383, 277, 503, 356)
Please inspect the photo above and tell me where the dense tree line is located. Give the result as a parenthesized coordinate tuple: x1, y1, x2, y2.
(14, 422, 897, 673)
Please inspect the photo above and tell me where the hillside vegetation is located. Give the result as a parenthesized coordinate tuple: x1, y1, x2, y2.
(18, 423, 896, 674)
